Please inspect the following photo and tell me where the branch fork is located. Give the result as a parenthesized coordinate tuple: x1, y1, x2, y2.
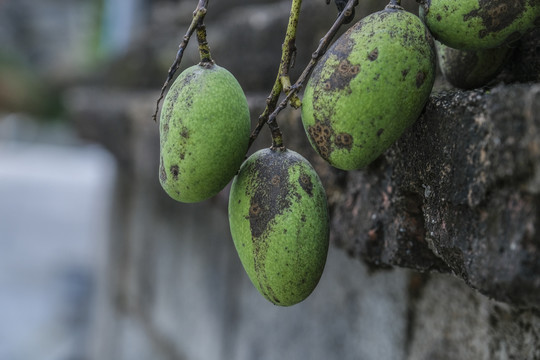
(153, 0, 359, 151)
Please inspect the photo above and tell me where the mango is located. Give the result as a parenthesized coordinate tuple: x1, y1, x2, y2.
(228, 147, 329, 306)
(419, 0, 540, 50)
(301, 5, 436, 170)
(159, 63, 250, 203)
(436, 41, 513, 89)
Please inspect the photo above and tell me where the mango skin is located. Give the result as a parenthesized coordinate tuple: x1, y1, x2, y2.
(228, 148, 329, 306)
(301, 7, 436, 170)
(419, 0, 540, 50)
(436, 41, 513, 89)
(159, 64, 250, 203)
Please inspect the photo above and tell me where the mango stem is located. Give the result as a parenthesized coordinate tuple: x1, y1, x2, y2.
(152, 0, 210, 122)
(387, 0, 403, 9)
(196, 23, 214, 66)
(248, 0, 358, 150)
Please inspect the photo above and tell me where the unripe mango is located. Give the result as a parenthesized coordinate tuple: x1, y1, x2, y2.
(419, 0, 540, 50)
(228, 148, 329, 306)
(159, 63, 250, 203)
(436, 41, 513, 89)
(301, 5, 436, 170)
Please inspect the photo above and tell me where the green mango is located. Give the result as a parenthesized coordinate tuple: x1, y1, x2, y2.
(159, 63, 250, 203)
(228, 147, 329, 306)
(436, 41, 513, 89)
(419, 0, 540, 50)
(301, 5, 436, 170)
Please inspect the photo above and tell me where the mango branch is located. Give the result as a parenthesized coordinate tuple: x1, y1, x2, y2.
(250, 0, 303, 149)
(267, 0, 358, 126)
(249, 0, 358, 149)
(278, 0, 303, 109)
(152, 0, 210, 122)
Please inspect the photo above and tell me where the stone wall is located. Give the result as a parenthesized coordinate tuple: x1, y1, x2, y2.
(63, 0, 540, 359)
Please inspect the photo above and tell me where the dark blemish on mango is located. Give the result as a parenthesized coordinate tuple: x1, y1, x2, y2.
(180, 127, 190, 138)
(170, 165, 179, 180)
(338, 60, 350, 74)
(318, 145, 329, 159)
(308, 121, 334, 160)
(368, 48, 379, 61)
(416, 71, 426, 88)
(248, 153, 294, 239)
(464, 0, 526, 37)
(323, 59, 361, 91)
(181, 72, 197, 85)
(250, 203, 262, 216)
(161, 87, 180, 126)
(332, 36, 356, 58)
(335, 132, 353, 150)
(436, 14, 442, 21)
(299, 173, 313, 196)
(160, 123, 169, 143)
(377, 128, 384, 137)
(402, 69, 409, 79)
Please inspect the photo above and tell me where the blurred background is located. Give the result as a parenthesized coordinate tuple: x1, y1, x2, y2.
(3, 0, 535, 360)
(0, 0, 419, 359)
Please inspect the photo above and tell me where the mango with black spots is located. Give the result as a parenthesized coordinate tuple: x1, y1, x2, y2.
(419, 0, 540, 50)
(301, 4, 436, 170)
(159, 63, 250, 203)
(228, 147, 329, 306)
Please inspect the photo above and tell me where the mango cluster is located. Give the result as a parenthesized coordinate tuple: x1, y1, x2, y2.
(158, 0, 534, 307)
(159, 61, 329, 306)
(418, 0, 540, 89)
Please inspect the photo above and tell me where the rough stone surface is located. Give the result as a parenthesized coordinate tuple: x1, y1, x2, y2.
(408, 274, 540, 360)
(300, 84, 540, 309)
